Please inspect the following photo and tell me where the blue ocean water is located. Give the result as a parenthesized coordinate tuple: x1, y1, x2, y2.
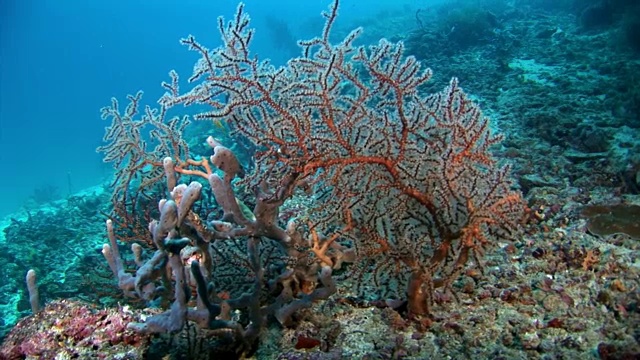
(0, 0, 420, 217)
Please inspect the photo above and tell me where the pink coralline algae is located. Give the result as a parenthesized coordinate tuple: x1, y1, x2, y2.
(0, 300, 146, 359)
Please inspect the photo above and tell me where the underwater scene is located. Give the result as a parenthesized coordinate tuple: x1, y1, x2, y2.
(0, 0, 639, 358)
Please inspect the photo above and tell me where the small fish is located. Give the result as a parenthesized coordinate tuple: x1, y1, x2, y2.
(212, 119, 227, 132)
(235, 196, 255, 221)
(211, 120, 230, 138)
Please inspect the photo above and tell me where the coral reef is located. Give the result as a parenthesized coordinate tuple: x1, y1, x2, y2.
(1, 0, 639, 359)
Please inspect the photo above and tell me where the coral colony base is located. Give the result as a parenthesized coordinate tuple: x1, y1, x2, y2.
(1, 0, 639, 359)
